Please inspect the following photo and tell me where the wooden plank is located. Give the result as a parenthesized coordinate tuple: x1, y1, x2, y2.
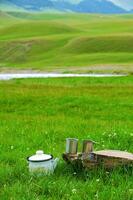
(63, 150, 133, 169)
(93, 150, 133, 161)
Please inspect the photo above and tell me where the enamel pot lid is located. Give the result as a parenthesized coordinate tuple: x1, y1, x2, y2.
(27, 150, 53, 162)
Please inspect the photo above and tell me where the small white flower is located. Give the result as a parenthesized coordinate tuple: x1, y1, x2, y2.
(72, 189, 77, 194)
(96, 179, 100, 182)
(10, 145, 14, 150)
(129, 189, 133, 193)
(95, 192, 98, 198)
(113, 133, 117, 136)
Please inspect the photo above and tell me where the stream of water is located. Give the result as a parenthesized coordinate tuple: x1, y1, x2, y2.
(0, 73, 126, 80)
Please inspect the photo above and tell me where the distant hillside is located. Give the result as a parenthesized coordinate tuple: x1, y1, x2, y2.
(1, 12, 133, 72)
(108, 0, 133, 11)
(0, 0, 127, 14)
(75, 0, 126, 14)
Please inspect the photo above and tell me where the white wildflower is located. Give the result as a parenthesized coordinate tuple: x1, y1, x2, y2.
(10, 145, 14, 150)
(72, 189, 77, 194)
(96, 179, 100, 182)
(95, 192, 99, 198)
(113, 132, 117, 136)
(129, 189, 133, 193)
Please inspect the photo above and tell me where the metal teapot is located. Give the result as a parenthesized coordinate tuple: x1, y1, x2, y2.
(27, 150, 58, 175)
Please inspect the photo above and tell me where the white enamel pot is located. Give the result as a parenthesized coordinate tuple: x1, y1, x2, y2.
(27, 150, 58, 175)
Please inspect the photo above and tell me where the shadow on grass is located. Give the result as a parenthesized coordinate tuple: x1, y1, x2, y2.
(54, 161, 133, 181)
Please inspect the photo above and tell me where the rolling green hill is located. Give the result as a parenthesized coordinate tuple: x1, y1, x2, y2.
(0, 12, 133, 73)
(0, 11, 20, 27)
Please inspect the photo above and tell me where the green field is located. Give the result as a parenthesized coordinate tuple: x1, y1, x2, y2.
(0, 11, 133, 73)
(0, 76, 133, 199)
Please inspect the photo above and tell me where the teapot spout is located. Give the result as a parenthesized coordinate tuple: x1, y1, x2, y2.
(53, 158, 59, 169)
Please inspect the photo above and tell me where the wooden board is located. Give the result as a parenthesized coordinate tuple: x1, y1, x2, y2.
(93, 150, 133, 161)
(63, 150, 133, 170)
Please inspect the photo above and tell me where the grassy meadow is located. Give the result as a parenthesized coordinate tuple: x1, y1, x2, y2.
(0, 11, 133, 73)
(0, 76, 133, 199)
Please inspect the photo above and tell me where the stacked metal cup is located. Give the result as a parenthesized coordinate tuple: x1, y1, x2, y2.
(82, 140, 94, 154)
(66, 138, 78, 154)
(82, 140, 95, 159)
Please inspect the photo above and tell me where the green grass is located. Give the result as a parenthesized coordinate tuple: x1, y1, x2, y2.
(0, 76, 133, 199)
(0, 12, 133, 73)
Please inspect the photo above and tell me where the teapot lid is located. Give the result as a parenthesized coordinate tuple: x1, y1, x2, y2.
(27, 150, 53, 162)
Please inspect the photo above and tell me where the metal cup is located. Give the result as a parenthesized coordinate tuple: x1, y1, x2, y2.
(66, 138, 78, 154)
(82, 140, 94, 154)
